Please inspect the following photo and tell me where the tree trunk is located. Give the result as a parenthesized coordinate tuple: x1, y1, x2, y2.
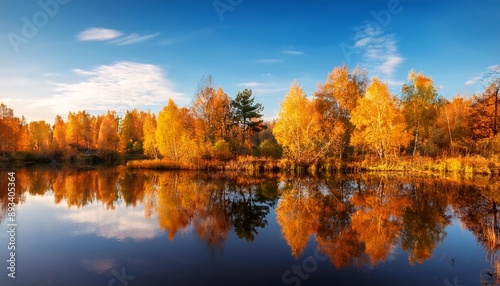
(494, 85, 499, 136)
(444, 108, 453, 153)
(412, 125, 419, 157)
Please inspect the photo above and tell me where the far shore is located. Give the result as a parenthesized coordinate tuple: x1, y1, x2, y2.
(3, 152, 497, 177)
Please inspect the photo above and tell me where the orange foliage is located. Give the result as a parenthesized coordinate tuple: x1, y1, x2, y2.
(351, 77, 411, 159)
(351, 183, 411, 264)
(276, 181, 322, 257)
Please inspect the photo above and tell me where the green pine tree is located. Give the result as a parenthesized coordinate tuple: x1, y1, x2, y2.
(231, 89, 266, 148)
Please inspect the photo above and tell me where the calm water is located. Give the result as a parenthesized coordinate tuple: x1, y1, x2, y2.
(0, 168, 499, 286)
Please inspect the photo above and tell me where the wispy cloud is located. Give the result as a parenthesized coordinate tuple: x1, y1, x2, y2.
(77, 27, 122, 41)
(255, 59, 282, 63)
(465, 75, 481, 86)
(465, 64, 500, 86)
(353, 24, 404, 80)
(281, 50, 304, 56)
(237, 81, 267, 88)
(77, 27, 158, 45)
(488, 65, 500, 72)
(33, 61, 184, 115)
(111, 32, 160, 45)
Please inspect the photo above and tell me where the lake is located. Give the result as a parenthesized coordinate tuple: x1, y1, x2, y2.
(0, 167, 498, 286)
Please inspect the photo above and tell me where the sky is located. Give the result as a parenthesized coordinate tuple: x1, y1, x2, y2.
(0, 0, 499, 123)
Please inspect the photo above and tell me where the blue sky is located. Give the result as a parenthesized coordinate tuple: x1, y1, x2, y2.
(1, 0, 499, 122)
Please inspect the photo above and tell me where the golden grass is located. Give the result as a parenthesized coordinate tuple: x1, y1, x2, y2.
(126, 155, 500, 176)
(352, 155, 497, 177)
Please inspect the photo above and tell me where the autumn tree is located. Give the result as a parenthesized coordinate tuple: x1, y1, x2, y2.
(435, 95, 473, 154)
(0, 104, 17, 155)
(471, 66, 500, 142)
(471, 83, 500, 140)
(191, 76, 233, 146)
(156, 99, 183, 160)
(97, 111, 120, 153)
(119, 109, 145, 153)
(256, 120, 282, 158)
(142, 112, 158, 159)
(52, 115, 67, 151)
(351, 77, 411, 159)
(156, 99, 199, 162)
(401, 71, 440, 156)
(231, 89, 265, 149)
(313, 65, 368, 158)
(273, 82, 321, 163)
(212, 87, 234, 142)
(66, 111, 93, 149)
(28, 120, 52, 152)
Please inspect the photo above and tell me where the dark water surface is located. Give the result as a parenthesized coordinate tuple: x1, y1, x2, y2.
(0, 167, 499, 285)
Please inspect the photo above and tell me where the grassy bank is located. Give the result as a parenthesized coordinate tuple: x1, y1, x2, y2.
(126, 156, 341, 173)
(347, 155, 500, 176)
(4, 151, 500, 177)
(0, 152, 145, 170)
(127, 155, 500, 176)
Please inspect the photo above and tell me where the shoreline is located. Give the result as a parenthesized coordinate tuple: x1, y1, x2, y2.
(2, 154, 499, 177)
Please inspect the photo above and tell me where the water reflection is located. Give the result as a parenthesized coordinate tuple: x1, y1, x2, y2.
(0, 169, 499, 279)
(275, 175, 455, 268)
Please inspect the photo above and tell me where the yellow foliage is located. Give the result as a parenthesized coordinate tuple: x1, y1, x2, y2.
(351, 77, 411, 159)
(155, 99, 200, 163)
(273, 81, 322, 163)
(97, 112, 119, 152)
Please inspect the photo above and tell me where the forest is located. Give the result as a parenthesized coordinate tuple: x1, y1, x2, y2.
(1, 65, 500, 174)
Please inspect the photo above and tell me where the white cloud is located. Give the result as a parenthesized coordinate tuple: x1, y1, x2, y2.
(77, 27, 159, 45)
(465, 75, 481, 86)
(488, 65, 500, 72)
(353, 24, 404, 78)
(379, 55, 404, 76)
(465, 65, 500, 86)
(77, 27, 122, 41)
(281, 50, 304, 56)
(111, 32, 160, 45)
(72, 68, 95, 76)
(62, 203, 162, 241)
(354, 37, 370, 47)
(32, 61, 184, 115)
(237, 81, 265, 88)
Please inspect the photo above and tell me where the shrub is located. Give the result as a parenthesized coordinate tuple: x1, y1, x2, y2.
(212, 140, 233, 161)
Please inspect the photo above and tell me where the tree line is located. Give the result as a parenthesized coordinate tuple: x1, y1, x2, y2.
(0, 65, 499, 164)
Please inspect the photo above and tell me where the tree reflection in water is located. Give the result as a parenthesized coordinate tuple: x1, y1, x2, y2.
(1, 168, 500, 281)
